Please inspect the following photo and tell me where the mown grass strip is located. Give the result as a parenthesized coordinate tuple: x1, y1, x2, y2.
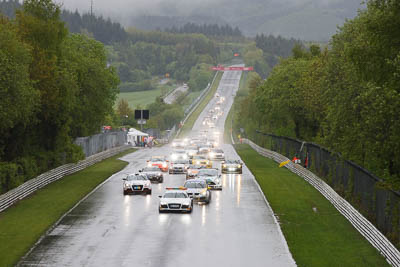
(234, 144, 389, 267)
(0, 149, 135, 267)
(178, 72, 223, 138)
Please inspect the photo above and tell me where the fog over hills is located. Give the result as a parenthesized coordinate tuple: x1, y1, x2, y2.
(56, 0, 365, 41)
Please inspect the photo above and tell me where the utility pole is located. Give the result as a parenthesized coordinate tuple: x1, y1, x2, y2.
(90, 0, 93, 17)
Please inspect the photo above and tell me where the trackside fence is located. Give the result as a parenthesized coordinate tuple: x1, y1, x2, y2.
(0, 145, 131, 213)
(242, 138, 400, 266)
(248, 130, 400, 249)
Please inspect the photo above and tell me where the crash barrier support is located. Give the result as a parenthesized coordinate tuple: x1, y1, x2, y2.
(75, 131, 127, 158)
(0, 145, 131, 213)
(242, 138, 400, 266)
(250, 130, 400, 251)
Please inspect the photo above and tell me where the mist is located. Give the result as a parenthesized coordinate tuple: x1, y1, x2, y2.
(54, 0, 364, 40)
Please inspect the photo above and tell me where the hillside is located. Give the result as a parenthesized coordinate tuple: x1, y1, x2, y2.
(124, 0, 364, 41)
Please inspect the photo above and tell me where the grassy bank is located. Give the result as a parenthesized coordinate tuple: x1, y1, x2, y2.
(234, 144, 389, 266)
(0, 149, 135, 267)
(178, 72, 223, 138)
(118, 80, 176, 109)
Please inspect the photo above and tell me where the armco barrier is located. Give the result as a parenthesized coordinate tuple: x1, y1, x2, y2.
(242, 138, 400, 267)
(175, 72, 219, 137)
(0, 145, 131, 213)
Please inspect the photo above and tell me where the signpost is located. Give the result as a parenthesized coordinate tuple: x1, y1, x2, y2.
(134, 110, 149, 131)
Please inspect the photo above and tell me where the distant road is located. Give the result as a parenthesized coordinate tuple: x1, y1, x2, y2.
(163, 85, 188, 104)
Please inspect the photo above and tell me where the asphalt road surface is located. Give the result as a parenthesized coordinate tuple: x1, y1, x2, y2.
(163, 85, 188, 104)
(20, 68, 296, 267)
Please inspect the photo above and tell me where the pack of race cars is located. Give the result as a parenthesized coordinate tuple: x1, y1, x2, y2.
(122, 133, 243, 213)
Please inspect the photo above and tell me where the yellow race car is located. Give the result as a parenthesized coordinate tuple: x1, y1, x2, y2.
(191, 155, 212, 168)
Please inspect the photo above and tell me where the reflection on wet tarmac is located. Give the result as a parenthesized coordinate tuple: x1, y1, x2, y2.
(19, 68, 295, 267)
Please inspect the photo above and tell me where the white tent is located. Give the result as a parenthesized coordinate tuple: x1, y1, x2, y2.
(127, 128, 149, 146)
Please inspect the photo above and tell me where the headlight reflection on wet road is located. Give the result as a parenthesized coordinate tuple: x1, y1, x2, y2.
(124, 196, 130, 226)
(236, 174, 242, 206)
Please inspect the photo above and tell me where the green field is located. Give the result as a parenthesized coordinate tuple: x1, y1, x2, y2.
(117, 81, 176, 109)
(234, 144, 389, 267)
(0, 149, 136, 267)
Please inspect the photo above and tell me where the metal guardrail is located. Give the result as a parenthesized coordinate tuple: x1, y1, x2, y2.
(242, 138, 400, 267)
(0, 145, 131, 213)
(174, 72, 219, 138)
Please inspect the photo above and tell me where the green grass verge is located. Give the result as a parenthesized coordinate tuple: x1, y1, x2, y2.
(178, 72, 223, 138)
(224, 102, 233, 144)
(234, 144, 389, 267)
(0, 149, 136, 267)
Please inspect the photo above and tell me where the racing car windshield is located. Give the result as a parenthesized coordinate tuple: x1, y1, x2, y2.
(184, 181, 207, 188)
(173, 159, 189, 164)
(225, 160, 240, 164)
(163, 192, 187, 198)
(193, 156, 206, 160)
(126, 175, 148, 181)
(143, 167, 160, 172)
(198, 169, 218, 176)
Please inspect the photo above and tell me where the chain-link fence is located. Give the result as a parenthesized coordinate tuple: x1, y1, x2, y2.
(252, 130, 400, 248)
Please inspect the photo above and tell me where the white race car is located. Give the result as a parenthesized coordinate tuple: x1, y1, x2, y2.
(159, 188, 193, 213)
(123, 173, 152, 195)
(169, 159, 190, 174)
(196, 168, 222, 190)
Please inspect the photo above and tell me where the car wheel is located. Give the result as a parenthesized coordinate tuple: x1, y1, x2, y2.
(160, 177, 163, 183)
(147, 190, 152, 195)
(188, 208, 193, 213)
(123, 191, 127, 195)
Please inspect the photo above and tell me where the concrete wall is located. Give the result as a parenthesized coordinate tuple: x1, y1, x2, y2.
(75, 131, 127, 158)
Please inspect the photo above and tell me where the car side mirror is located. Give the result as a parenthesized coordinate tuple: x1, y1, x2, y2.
(208, 186, 212, 190)
(138, 170, 142, 172)
(219, 174, 221, 177)
(158, 195, 162, 198)
(122, 177, 127, 181)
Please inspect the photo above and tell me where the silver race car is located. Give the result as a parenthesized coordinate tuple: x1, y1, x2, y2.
(183, 179, 211, 204)
(221, 160, 243, 174)
(159, 188, 193, 213)
(169, 159, 190, 174)
(122, 173, 152, 195)
(208, 148, 225, 160)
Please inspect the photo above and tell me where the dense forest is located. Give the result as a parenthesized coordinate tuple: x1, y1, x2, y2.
(0, 0, 119, 193)
(234, 0, 400, 187)
(0, 0, 128, 44)
(111, 28, 218, 92)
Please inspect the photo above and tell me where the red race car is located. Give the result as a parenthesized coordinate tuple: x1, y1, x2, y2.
(147, 156, 169, 172)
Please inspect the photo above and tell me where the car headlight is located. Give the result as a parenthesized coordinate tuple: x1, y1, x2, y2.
(162, 163, 167, 167)
(237, 164, 242, 168)
(209, 152, 215, 157)
(172, 154, 177, 160)
(123, 183, 130, 189)
(183, 154, 188, 159)
(158, 173, 162, 176)
(222, 164, 227, 168)
(160, 202, 168, 206)
(147, 163, 152, 167)
(201, 190, 207, 196)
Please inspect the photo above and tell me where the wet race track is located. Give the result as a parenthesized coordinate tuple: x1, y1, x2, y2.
(20, 68, 296, 267)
